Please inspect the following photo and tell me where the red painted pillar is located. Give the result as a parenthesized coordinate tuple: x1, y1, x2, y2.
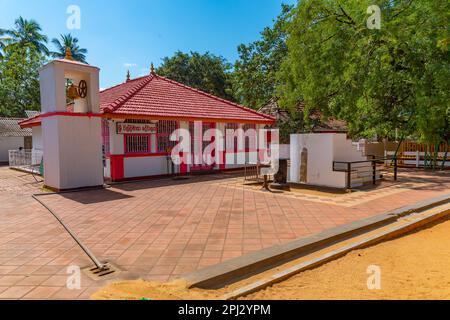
(220, 150, 226, 170)
(110, 155, 124, 181)
(180, 152, 188, 175)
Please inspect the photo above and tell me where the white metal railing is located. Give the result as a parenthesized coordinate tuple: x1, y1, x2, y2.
(385, 151, 449, 168)
(353, 139, 367, 156)
(8, 150, 43, 173)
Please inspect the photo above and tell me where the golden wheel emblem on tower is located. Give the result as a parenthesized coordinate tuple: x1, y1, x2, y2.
(78, 80, 88, 98)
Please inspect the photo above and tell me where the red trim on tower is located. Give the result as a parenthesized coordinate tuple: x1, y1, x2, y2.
(19, 112, 103, 128)
(40, 112, 103, 119)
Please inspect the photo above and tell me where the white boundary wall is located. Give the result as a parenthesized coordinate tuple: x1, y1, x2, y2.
(0, 137, 24, 162)
(124, 156, 169, 178)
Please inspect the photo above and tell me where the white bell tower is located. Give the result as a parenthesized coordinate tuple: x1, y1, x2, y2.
(39, 49, 104, 190)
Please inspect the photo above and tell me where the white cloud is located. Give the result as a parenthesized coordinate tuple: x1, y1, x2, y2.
(124, 63, 137, 68)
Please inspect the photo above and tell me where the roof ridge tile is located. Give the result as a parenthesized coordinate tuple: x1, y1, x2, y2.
(155, 75, 275, 121)
(99, 73, 275, 124)
(99, 75, 149, 94)
(103, 75, 153, 113)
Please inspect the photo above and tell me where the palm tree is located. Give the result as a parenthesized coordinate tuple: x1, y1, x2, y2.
(50, 34, 87, 63)
(2, 17, 48, 54)
(0, 29, 6, 58)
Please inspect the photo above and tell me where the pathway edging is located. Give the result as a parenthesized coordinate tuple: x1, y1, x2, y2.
(220, 202, 450, 300)
(185, 193, 450, 289)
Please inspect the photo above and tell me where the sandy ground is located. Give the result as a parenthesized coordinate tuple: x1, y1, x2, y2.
(245, 218, 450, 300)
(93, 216, 450, 300)
(92, 280, 222, 300)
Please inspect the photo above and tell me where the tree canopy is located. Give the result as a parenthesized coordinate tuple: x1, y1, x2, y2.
(157, 51, 235, 101)
(0, 17, 49, 55)
(0, 4, 448, 146)
(0, 17, 49, 117)
(0, 44, 45, 117)
(232, 4, 293, 109)
(277, 0, 450, 143)
(51, 34, 88, 63)
(0, 16, 87, 117)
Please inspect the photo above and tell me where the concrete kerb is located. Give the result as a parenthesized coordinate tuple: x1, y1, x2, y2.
(220, 201, 450, 300)
(184, 193, 450, 290)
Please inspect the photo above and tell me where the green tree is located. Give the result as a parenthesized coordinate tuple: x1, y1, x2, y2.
(0, 45, 45, 117)
(278, 0, 450, 144)
(233, 4, 293, 109)
(50, 34, 88, 63)
(156, 51, 235, 101)
(0, 17, 48, 55)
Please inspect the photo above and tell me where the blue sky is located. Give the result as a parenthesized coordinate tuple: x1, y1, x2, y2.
(0, 0, 295, 89)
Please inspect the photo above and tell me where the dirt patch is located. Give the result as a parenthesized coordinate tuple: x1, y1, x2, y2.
(92, 279, 222, 300)
(244, 218, 450, 300)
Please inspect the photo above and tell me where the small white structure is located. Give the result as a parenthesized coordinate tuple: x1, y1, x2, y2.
(290, 133, 370, 189)
(0, 118, 32, 163)
(38, 56, 103, 190)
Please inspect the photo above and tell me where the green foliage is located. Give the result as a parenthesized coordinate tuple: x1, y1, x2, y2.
(0, 18, 89, 117)
(233, 4, 293, 109)
(157, 51, 235, 101)
(50, 34, 88, 63)
(0, 17, 50, 117)
(278, 107, 306, 143)
(0, 45, 45, 117)
(0, 17, 49, 55)
(278, 0, 450, 144)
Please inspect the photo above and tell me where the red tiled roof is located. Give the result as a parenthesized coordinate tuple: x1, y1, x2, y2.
(100, 74, 275, 124)
(20, 73, 275, 128)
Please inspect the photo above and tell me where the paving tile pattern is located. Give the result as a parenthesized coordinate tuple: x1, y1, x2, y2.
(0, 166, 448, 299)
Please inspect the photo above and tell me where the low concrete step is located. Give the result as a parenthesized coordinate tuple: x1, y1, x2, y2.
(185, 194, 450, 290)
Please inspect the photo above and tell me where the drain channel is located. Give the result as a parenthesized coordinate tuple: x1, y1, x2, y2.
(83, 262, 120, 281)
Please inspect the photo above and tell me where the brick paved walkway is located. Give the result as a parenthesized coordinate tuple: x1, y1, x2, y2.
(0, 166, 448, 299)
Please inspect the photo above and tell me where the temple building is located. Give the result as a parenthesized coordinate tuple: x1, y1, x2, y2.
(20, 56, 275, 184)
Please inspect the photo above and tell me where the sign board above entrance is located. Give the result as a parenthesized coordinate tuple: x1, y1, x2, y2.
(116, 122, 157, 134)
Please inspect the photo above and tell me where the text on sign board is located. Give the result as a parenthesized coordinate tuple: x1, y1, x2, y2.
(116, 123, 157, 134)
